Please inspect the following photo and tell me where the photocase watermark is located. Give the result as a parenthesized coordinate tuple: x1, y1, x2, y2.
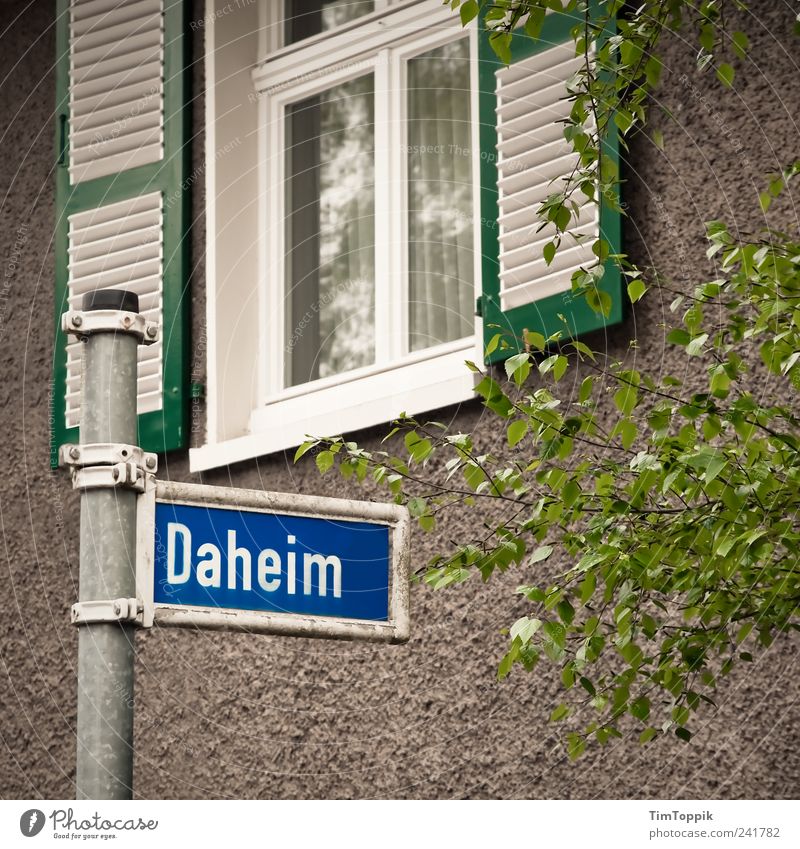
(1, 221, 28, 335)
(285, 277, 361, 355)
(651, 190, 689, 278)
(190, 0, 257, 31)
(164, 136, 242, 211)
(190, 326, 207, 438)
(19, 809, 45, 837)
(249, 58, 373, 101)
(87, 84, 161, 157)
(678, 73, 752, 170)
(18, 807, 158, 838)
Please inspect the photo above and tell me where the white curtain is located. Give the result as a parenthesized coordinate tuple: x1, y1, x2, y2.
(407, 38, 474, 352)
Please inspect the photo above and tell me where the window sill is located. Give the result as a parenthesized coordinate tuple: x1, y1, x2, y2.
(189, 341, 480, 472)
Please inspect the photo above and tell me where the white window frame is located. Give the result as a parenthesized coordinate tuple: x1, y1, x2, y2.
(192, 0, 482, 471)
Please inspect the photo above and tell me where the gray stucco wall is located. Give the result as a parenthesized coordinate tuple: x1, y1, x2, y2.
(1, 0, 798, 799)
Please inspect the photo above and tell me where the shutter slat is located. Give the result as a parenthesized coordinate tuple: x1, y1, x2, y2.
(499, 195, 595, 237)
(498, 149, 577, 197)
(68, 222, 162, 260)
(502, 241, 595, 293)
(495, 39, 575, 85)
(499, 136, 574, 181)
(68, 189, 160, 230)
(71, 108, 161, 151)
(71, 59, 162, 105)
(497, 54, 582, 104)
(71, 10, 161, 55)
(72, 33, 161, 79)
(499, 205, 597, 263)
(72, 0, 134, 20)
(72, 84, 161, 132)
(498, 118, 564, 160)
(71, 75, 162, 120)
(72, 0, 161, 37)
(501, 268, 578, 312)
(497, 74, 578, 123)
(70, 141, 164, 184)
(498, 98, 571, 144)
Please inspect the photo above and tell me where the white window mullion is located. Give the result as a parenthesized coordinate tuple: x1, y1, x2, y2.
(387, 45, 408, 361)
(373, 48, 393, 365)
(265, 92, 285, 398)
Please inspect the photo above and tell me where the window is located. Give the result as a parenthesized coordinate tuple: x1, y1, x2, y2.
(191, 0, 622, 470)
(197, 0, 484, 468)
(50, 1, 622, 469)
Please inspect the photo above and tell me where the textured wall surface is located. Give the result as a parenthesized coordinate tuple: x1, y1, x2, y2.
(1, 0, 798, 799)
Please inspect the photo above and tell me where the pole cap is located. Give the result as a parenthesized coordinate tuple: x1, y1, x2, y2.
(82, 288, 139, 314)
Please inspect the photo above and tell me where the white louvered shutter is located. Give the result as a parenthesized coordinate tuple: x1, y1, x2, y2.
(69, 0, 165, 184)
(65, 193, 164, 429)
(495, 41, 598, 312)
(53, 0, 189, 459)
(478, 22, 622, 365)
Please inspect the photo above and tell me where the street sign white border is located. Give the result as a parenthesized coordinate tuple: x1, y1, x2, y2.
(136, 479, 411, 644)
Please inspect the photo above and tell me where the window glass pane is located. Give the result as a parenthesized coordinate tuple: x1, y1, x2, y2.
(407, 38, 474, 352)
(285, 1, 374, 44)
(285, 74, 375, 387)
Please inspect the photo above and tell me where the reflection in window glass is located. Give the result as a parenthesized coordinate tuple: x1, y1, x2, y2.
(407, 38, 474, 352)
(285, 0, 374, 44)
(285, 75, 375, 387)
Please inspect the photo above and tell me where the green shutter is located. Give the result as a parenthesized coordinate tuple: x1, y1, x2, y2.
(51, 0, 190, 466)
(478, 9, 622, 364)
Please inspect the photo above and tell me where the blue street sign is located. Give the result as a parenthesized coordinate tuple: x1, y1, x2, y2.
(138, 481, 411, 642)
(154, 502, 390, 621)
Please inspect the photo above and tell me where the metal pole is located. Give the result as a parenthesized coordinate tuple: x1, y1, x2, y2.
(74, 288, 141, 799)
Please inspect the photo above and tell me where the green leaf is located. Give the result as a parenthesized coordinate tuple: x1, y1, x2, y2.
(614, 386, 638, 416)
(619, 418, 637, 450)
(585, 287, 612, 317)
(405, 432, 433, 463)
(630, 696, 650, 722)
(524, 330, 546, 352)
(507, 419, 528, 447)
(407, 496, 427, 517)
(488, 31, 511, 64)
(652, 128, 664, 150)
(567, 733, 587, 760)
(485, 332, 502, 357)
(523, 5, 546, 39)
(543, 240, 557, 266)
(459, 0, 479, 26)
(294, 440, 316, 462)
(530, 545, 554, 564)
(550, 702, 570, 723)
(639, 727, 658, 745)
(579, 376, 595, 403)
(510, 616, 542, 644)
(732, 30, 749, 60)
(675, 726, 692, 743)
(686, 333, 709, 356)
(579, 572, 596, 605)
(505, 352, 530, 385)
(716, 63, 735, 87)
(315, 450, 335, 474)
(627, 278, 647, 303)
(553, 355, 569, 382)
